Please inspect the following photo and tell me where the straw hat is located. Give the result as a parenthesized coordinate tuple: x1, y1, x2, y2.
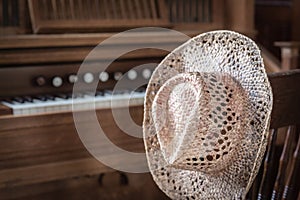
(143, 30, 273, 199)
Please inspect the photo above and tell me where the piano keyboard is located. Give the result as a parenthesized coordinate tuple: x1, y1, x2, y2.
(2, 90, 145, 116)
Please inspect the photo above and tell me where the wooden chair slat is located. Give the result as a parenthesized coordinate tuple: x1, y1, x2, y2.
(282, 133, 300, 200)
(250, 164, 264, 200)
(271, 126, 296, 200)
(258, 129, 279, 200)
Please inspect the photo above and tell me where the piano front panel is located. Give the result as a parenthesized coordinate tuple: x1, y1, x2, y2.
(0, 105, 158, 198)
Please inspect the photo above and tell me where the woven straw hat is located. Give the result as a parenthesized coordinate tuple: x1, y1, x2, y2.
(143, 30, 273, 199)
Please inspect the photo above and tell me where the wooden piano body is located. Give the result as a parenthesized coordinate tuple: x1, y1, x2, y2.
(0, 32, 188, 200)
(0, 0, 257, 199)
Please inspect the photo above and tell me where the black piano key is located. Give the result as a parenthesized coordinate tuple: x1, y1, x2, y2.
(104, 90, 113, 96)
(34, 95, 47, 101)
(68, 94, 73, 99)
(136, 87, 146, 93)
(44, 95, 55, 101)
(72, 93, 84, 99)
(123, 90, 132, 94)
(119, 90, 128, 95)
(59, 92, 80, 99)
(95, 91, 104, 96)
(55, 93, 69, 99)
(104, 90, 125, 95)
(83, 91, 96, 97)
(23, 96, 33, 103)
(12, 97, 25, 103)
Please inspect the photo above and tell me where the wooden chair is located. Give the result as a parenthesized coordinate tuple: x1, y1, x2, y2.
(247, 69, 300, 200)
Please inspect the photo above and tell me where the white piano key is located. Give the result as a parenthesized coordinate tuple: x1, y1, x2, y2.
(2, 91, 146, 116)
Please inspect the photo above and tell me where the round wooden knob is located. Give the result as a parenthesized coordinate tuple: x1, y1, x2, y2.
(127, 70, 138, 80)
(52, 76, 63, 87)
(99, 72, 109, 82)
(35, 76, 46, 86)
(114, 72, 123, 81)
(83, 72, 94, 83)
(68, 74, 78, 83)
(142, 69, 152, 79)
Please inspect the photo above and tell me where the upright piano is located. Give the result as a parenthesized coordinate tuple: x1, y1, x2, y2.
(0, 0, 224, 199)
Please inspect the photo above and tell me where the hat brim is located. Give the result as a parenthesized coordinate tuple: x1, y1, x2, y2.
(143, 30, 273, 199)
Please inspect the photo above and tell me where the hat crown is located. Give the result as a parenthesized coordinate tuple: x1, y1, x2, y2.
(152, 72, 250, 172)
(152, 73, 202, 164)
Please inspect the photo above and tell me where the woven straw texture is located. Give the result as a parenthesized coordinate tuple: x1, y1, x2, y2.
(143, 30, 273, 199)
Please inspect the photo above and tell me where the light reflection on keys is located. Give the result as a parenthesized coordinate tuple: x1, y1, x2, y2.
(2, 90, 145, 116)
